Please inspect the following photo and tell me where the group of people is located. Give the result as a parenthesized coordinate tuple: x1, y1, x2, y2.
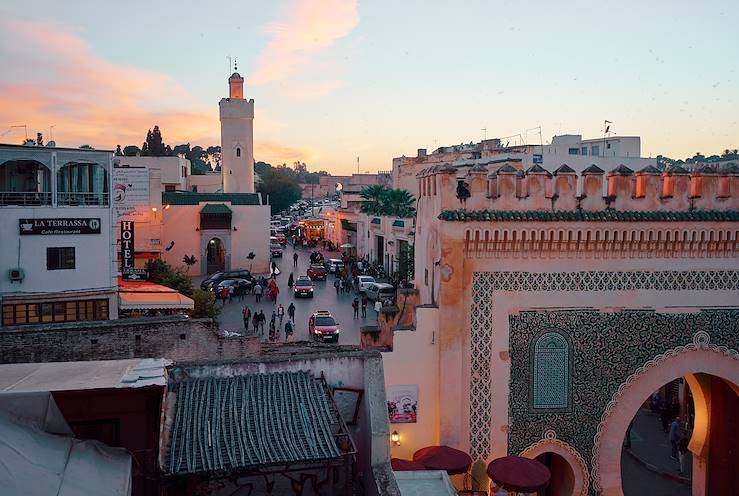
(242, 302, 296, 342)
(648, 392, 692, 475)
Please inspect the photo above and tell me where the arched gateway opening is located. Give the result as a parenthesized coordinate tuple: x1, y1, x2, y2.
(206, 237, 225, 274)
(593, 335, 739, 496)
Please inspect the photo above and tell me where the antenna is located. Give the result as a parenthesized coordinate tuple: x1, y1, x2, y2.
(356, 156, 360, 174)
(226, 56, 232, 75)
(481, 127, 487, 141)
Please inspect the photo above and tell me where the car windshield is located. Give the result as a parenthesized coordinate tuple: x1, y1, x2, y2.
(297, 279, 312, 286)
(310, 265, 324, 270)
(315, 317, 335, 326)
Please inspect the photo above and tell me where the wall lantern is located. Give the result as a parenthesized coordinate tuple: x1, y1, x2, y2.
(164, 204, 171, 210)
(151, 207, 158, 212)
(195, 227, 200, 231)
(233, 226, 238, 231)
(391, 431, 400, 446)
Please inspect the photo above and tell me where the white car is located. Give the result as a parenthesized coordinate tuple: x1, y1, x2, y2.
(326, 258, 345, 274)
(357, 275, 376, 293)
(365, 283, 395, 301)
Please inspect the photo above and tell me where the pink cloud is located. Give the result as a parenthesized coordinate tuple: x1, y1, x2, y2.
(251, 0, 359, 96)
(0, 17, 313, 167)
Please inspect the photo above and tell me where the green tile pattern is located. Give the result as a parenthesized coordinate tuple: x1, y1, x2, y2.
(162, 191, 261, 205)
(468, 270, 739, 462)
(440, 210, 739, 222)
(167, 371, 342, 475)
(533, 333, 569, 409)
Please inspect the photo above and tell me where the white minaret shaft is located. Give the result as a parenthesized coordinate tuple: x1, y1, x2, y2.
(219, 69, 255, 193)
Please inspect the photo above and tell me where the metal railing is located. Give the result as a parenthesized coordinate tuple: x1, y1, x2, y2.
(57, 192, 109, 206)
(0, 191, 52, 206)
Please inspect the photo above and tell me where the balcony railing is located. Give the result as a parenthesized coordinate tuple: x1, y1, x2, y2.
(0, 191, 52, 206)
(57, 192, 109, 206)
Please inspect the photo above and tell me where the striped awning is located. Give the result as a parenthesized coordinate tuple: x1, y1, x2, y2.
(166, 371, 349, 475)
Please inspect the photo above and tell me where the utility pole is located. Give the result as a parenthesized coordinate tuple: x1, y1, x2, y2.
(481, 128, 487, 141)
(356, 156, 360, 174)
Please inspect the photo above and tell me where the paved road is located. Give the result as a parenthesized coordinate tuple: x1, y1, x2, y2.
(622, 451, 690, 496)
(217, 243, 379, 344)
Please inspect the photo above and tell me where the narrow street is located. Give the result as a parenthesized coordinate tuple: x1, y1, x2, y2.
(216, 242, 380, 344)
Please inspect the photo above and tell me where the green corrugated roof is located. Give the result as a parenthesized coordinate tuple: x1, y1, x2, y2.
(392, 219, 405, 227)
(371, 217, 381, 224)
(438, 210, 739, 222)
(167, 371, 346, 475)
(162, 191, 261, 205)
(200, 203, 232, 214)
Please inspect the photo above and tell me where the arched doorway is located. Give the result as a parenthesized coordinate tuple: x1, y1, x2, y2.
(592, 335, 739, 496)
(536, 452, 575, 496)
(0, 159, 51, 205)
(206, 237, 225, 274)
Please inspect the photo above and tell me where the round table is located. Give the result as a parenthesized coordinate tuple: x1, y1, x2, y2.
(486, 456, 550, 494)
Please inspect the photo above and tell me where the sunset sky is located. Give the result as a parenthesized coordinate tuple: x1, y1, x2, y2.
(1, 0, 737, 174)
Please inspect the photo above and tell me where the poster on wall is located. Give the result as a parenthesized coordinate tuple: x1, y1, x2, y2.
(112, 167, 149, 220)
(387, 384, 418, 424)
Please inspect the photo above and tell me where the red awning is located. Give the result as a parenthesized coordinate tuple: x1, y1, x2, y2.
(391, 458, 426, 471)
(486, 456, 550, 493)
(412, 445, 472, 475)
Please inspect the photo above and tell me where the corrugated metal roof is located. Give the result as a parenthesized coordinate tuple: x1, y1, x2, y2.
(167, 371, 345, 475)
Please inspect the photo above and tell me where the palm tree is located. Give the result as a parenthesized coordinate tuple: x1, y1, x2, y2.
(384, 188, 416, 218)
(360, 185, 388, 215)
(182, 254, 197, 273)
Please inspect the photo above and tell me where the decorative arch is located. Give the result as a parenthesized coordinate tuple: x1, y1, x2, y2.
(519, 429, 589, 496)
(591, 331, 739, 495)
(532, 331, 570, 410)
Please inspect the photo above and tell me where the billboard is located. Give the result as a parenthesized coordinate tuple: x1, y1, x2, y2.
(19, 218, 101, 235)
(112, 167, 149, 220)
(387, 384, 418, 424)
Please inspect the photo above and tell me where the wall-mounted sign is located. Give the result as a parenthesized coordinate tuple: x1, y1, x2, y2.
(387, 384, 418, 424)
(113, 167, 150, 220)
(121, 221, 137, 281)
(533, 154, 543, 164)
(19, 218, 101, 235)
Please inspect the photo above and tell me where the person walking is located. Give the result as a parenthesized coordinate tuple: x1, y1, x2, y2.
(271, 283, 280, 303)
(271, 260, 278, 278)
(269, 319, 276, 341)
(288, 302, 296, 323)
(228, 284, 235, 303)
(678, 430, 689, 475)
(258, 310, 266, 335)
(284, 320, 293, 342)
(277, 304, 285, 326)
(254, 282, 263, 303)
(374, 299, 382, 322)
(287, 273, 294, 289)
(270, 310, 277, 330)
(293, 252, 299, 268)
(242, 306, 251, 332)
(220, 286, 229, 305)
(334, 279, 340, 295)
(361, 295, 368, 318)
(352, 297, 359, 319)
(669, 416, 681, 461)
(252, 312, 260, 336)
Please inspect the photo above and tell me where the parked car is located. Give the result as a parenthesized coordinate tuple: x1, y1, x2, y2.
(309, 310, 340, 343)
(213, 278, 252, 295)
(356, 275, 376, 293)
(270, 243, 283, 257)
(200, 270, 252, 290)
(365, 282, 396, 301)
(307, 264, 328, 280)
(294, 276, 314, 298)
(270, 231, 288, 246)
(325, 258, 345, 274)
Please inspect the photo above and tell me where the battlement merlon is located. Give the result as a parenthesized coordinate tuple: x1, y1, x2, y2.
(417, 163, 739, 212)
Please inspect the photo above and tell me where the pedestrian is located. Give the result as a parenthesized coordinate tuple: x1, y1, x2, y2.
(669, 416, 681, 460)
(284, 320, 293, 342)
(271, 310, 276, 329)
(277, 304, 285, 325)
(374, 299, 382, 321)
(242, 306, 251, 331)
(220, 286, 229, 305)
(272, 283, 280, 303)
(288, 273, 294, 289)
(271, 260, 278, 277)
(361, 295, 368, 318)
(293, 252, 299, 268)
(339, 278, 345, 294)
(228, 284, 235, 303)
(288, 302, 296, 323)
(660, 401, 671, 433)
(334, 279, 340, 295)
(254, 282, 263, 303)
(252, 313, 260, 335)
(258, 310, 266, 335)
(269, 319, 276, 341)
(678, 430, 689, 475)
(352, 297, 359, 319)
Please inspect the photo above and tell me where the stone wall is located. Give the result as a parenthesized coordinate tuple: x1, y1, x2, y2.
(0, 316, 260, 364)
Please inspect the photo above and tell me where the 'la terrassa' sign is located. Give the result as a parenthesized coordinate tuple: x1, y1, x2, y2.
(19, 218, 102, 235)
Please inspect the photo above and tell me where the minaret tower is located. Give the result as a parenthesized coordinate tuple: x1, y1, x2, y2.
(219, 60, 255, 193)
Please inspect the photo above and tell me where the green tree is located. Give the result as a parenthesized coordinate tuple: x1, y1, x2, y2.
(384, 188, 416, 217)
(79, 144, 94, 149)
(360, 185, 388, 215)
(144, 259, 193, 296)
(123, 145, 140, 156)
(257, 166, 302, 214)
(191, 289, 220, 319)
(182, 254, 197, 272)
(144, 125, 167, 157)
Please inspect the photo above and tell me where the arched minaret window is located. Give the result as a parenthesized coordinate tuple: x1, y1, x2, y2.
(532, 332, 570, 410)
(236, 148, 241, 158)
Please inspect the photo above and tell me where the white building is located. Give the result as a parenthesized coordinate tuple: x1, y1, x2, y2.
(220, 71, 255, 194)
(0, 144, 117, 326)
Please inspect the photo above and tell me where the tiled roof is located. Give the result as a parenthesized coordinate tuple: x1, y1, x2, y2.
(497, 164, 518, 174)
(582, 164, 605, 174)
(167, 371, 345, 475)
(526, 164, 551, 175)
(610, 164, 634, 175)
(200, 203, 232, 214)
(162, 191, 260, 205)
(554, 164, 575, 175)
(638, 165, 661, 174)
(371, 217, 381, 224)
(438, 210, 739, 222)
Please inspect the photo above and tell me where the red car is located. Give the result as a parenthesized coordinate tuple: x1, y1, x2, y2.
(270, 230, 288, 246)
(307, 264, 328, 280)
(293, 276, 314, 298)
(309, 311, 339, 343)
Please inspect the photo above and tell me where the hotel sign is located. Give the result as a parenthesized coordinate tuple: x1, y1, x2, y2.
(19, 218, 101, 235)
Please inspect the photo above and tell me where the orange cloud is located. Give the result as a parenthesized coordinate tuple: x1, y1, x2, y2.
(0, 17, 313, 167)
(251, 0, 358, 96)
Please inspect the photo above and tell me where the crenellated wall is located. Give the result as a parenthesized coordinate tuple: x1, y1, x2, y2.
(416, 163, 738, 212)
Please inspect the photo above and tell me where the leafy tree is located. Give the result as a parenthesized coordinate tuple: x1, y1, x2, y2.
(191, 289, 220, 319)
(123, 145, 141, 156)
(257, 165, 302, 214)
(144, 259, 193, 296)
(360, 184, 388, 215)
(384, 188, 416, 217)
(141, 141, 149, 156)
(79, 144, 94, 149)
(22, 138, 35, 146)
(143, 125, 167, 157)
(115, 144, 122, 156)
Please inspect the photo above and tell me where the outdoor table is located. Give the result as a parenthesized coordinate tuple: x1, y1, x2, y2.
(486, 456, 550, 495)
(412, 445, 473, 475)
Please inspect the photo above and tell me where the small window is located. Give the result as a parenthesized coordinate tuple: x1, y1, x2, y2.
(165, 184, 176, 192)
(236, 148, 241, 157)
(532, 332, 569, 410)
(567, 148, 579, 155)
(47, 247, 75, 270)
(591, 145, 599, 156)
(607, 143, 611, 149)
(581, 147, 587, 155)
